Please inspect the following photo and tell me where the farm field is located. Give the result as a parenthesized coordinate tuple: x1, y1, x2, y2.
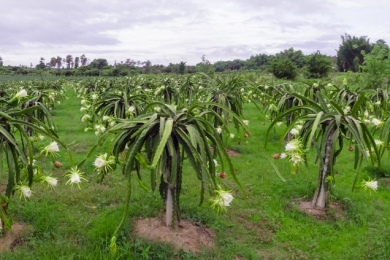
(0, 75, 91, 82)
(0, 74, 390, 260)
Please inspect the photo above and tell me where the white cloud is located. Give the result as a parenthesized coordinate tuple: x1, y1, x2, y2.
(0, 0, 389, 66)
(328, 0, 366, 8)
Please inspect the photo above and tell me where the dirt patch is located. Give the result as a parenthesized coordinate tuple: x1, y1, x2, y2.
(0, 222, 30, 252)
(235, 213, 275, 243)
(381, 178, 390, 188)
(0, 183, 8, 194)
(210, 147, 239, 158)
(132, 218, 215, 253)
(295, 200, 345, 220)
(257, 244, 309, 260)
(69, 142, 89, 154)
(226, 148, 239, 157)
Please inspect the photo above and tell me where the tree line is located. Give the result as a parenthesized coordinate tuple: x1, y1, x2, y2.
(0, 33, 388, 79)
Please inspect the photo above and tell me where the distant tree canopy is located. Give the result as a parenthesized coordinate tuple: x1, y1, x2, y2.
(36, 57, 46, 70)
(336, 33, 372, 72)
(245, 54, 273, 70)
(80, 54, 88, 66)
(89, 59, 108, 70)
(196, 55, 214, 75)
(0, 49, 333, 78)
(361, 40, 390, 88)
(74, 56, 80, 69)
(65, 55, 73, 69)
(4, 33, 389, 77)
(213, 59, 246, 72)
(178, 61, 186, 75)
(276, 48, 305, 68)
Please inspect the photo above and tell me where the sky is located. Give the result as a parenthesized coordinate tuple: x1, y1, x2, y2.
(1, 0, 390, 67)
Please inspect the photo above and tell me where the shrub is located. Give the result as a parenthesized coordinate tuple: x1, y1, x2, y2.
(361, 43, 390, 89)
(85, 69, 100, 76)
(63, 70, 75, 77)
(304, 51, 332, 78)
(271, 58, 298, 79)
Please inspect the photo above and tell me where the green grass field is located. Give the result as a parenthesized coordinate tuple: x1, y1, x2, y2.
(1, 82, 390, 259)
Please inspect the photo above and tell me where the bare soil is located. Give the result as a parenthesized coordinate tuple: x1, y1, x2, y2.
(381, 178, 390, 188)
(210, 147, 239, 158)
(226, 148, 239, 157)
(0, 183, 30, 252)
(296, 200, 345, 220)
(0, 222, 30, 252)
(132, 218, 215, 253)
(235, 212, 275, 243)
(0, 183, 7, 194)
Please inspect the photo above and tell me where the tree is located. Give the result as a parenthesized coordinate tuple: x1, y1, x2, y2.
(124, 59, 137, 67)
(276, 48, 305, 68)
(80, 54, 88, 66)
(85, 69, 100, 76)
(271, 58, 298, 79)
(228, 59, 245, 70)
(337, 33, 372, 72)
(196, 55, 214, 75)
(65, 55, 73, 69)
(0, 56, 3, 67)
(178, 61, 186, 74)
(361, 41, 390, 88)
(142, 60, 152, 74)
(36, 57, 46, 70)
(245, 54, 272, 70)
(214, 61, 229, 72)
(56, 56, 62, 69)
(74, 56, 79, 69)
(49, 57, 57, 68)
(163, 63, 175, 73)
(89, 59, 108, 70)
(304, 51, 333, 78)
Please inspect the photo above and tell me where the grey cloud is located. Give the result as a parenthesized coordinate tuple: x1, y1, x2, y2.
(0, 0, 199, 48)
(270, 39, 338, 56)
(1, 0, 388, 66)
(247, 13, 348, 32)
(228, 0, 331, 14)
(193, 44, 268, 62)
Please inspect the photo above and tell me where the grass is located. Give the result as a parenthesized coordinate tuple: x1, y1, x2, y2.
(1, 82, 390, 259)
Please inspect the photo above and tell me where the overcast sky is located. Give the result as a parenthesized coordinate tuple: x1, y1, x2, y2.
(1, 0, 389, 66)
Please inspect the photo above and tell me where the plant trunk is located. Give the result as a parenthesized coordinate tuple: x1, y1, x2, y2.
(163, 138, 180, 227)
(165, 187, 173, 226)
(165, 152, 173, 227)
(285, 98, 295, 142)
(311, 128, 335, 208)
(0, 197, 8, 232)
